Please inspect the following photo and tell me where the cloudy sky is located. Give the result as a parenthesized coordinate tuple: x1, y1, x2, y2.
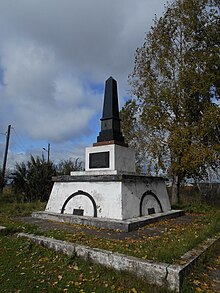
(0, 0, 167, 169)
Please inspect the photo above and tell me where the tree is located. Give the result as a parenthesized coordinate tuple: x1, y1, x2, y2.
(120, 100, 150, 173)
(123, 0, 220, 203)
(56, 158, 83, 175)
(12, 156, 83, 202)
(11, 162, 28, 197)
(12, 155, 56, 201)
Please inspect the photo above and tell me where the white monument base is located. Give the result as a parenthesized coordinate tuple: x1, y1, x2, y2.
(45, 173, 171, 221)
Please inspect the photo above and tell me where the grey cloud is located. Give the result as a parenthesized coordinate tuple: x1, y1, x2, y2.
(1, 39, 101, 141)
(0, 0, 166, 164)
(0, 0, 166, 82)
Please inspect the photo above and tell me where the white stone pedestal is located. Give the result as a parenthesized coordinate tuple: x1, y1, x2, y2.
(45, 143, 172, 222)
(45, 173, 171, 220)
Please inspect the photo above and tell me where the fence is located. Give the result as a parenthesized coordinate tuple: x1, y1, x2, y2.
(167, 183, 220, 207)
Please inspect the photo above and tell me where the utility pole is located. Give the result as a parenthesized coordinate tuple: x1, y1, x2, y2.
(47, 143, 50, 164)
(1, 125, 11, 193)
(43, 143, 50, 164)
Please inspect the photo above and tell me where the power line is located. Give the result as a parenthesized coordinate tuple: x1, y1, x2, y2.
(11, 127, 27, 152)
(10, 137, 25, 154)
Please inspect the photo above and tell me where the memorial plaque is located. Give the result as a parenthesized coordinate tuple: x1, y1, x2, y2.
(73, 209, 84, 216)
(148, 208, 155, 215)
(89, 152, 109, 168)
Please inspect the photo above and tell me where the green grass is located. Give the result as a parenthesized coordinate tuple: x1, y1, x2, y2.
(181, 240, 220, 292)
(0, 235, 170, 293)
(0, 200, 46, 217)
(42, 208, 220, 264)
(0, 234, 219, 293)
(0, 199, 219, 264)
(0, 197, 219, 292)
(172, 202, 215, 214)
(0, 200, 46, 236)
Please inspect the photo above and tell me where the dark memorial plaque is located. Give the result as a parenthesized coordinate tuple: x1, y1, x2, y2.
(73, 209, 84, 216)
(89, 152, 109, 169)
(148, 208, 155, 215)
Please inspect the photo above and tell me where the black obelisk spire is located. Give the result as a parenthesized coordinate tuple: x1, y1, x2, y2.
(95, 77, 126, 146)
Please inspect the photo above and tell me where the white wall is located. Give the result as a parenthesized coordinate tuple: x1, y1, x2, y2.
(121, 178, 171, 219)
(46, 176, 171, 220)
(46, 181, 123, 219)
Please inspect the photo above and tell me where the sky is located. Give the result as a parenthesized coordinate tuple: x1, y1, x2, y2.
(0, 0, 167, 170)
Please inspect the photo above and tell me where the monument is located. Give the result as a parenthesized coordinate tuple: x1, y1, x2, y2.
(33, 77, 183, 231)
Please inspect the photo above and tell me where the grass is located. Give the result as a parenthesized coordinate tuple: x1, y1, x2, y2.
(181, 240, 220, 292)
(43, 207, 220, 264)
(0, 195, 219, 292)
(0, 199, 46, 235)
(0, 234, 219, 293)
(0, 234, 170, 293)
(0, 199, 46, 217)
(0, 198, 219, 264)
(5, 217, 219, 264)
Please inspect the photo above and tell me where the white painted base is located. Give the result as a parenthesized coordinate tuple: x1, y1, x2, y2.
(45, 175, 171, 220)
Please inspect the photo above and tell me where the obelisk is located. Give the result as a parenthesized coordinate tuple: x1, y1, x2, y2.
(94, 77, 127, 146)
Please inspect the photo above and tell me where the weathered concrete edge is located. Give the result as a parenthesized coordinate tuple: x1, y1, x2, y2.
(32, 210, 184, 232)
(165, 233, 220, 290)
(176, 233, 220, 288)
(32, 211, 129, 231)
(52, 174, 164, 183)
(17, 232, 177, 291)
(16, 232, 220, 292)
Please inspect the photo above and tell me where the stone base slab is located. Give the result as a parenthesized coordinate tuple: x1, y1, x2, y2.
(70, 170, 136, 176)
(17, 232, 220, 292)
(32, 210, 184, 232)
